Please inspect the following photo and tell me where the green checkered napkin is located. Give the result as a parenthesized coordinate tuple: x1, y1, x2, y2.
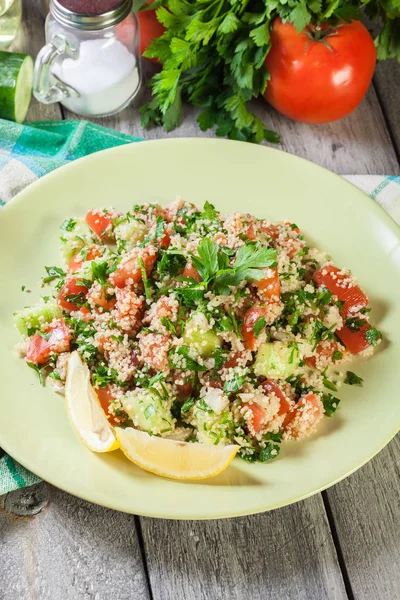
(0, 119, 399, 494)
(0, 119, 142, 493)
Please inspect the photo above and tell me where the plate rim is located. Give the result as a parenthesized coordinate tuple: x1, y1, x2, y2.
(3, 138, 400, 239)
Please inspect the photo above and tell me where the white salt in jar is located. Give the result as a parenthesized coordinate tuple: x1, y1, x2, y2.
(33, 0, 141, 117)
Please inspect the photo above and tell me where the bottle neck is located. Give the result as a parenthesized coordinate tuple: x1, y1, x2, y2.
(50, 0, 132, 30)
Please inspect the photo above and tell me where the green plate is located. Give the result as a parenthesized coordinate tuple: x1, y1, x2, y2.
(1, 139, 399, 519)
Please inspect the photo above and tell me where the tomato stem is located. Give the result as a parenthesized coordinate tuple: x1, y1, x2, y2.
(304, 23, 343, 54)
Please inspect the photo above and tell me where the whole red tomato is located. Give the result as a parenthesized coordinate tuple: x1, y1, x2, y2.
(138, 9, 165, 63)
(264, 18, 376, 124)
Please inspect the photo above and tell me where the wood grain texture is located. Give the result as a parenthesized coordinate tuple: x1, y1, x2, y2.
(3, 4, 400, 600)
(140, 495, 347, 600)
(374, 61, 400, 160)
(0, 486, 150, 600)
(325, 434, 400, 599)
(64, 62, 400, 175)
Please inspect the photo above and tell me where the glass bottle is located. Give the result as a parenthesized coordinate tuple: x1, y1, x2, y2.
(33, 0, 141, 117)
(0, 0, 22, 49)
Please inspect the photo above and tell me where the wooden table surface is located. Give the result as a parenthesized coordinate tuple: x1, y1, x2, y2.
(1, 2, 400, 599)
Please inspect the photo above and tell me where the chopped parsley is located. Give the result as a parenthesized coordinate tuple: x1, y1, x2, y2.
(181, 397, 195, 413)
(323, 378, 338, 392)
(91, 260, 110, 287)
(201, 201, 219, 221)
(42, 266, 66, 284)
(27, 362, 46, 386)
(158, 251, 186, 277)
(196, 398, 213, 413)
(365, 327, 382, 346)
(60, 218, 76, 232)
(345, 371, 364, 386)
(161, 316, 177, 335)
(138, 256, 152, 300)
(169, 346, 207, 372)
(253, 316, 266, 337)
(345, 317, 367, 332)
(223, 374, 246, 394)
(64, 292, 88, 308)
(323, 393, 340, 417)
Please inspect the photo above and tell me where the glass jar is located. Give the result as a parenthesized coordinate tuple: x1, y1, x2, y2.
(33, 0, 141, 117)
(0, 0, 22, 49)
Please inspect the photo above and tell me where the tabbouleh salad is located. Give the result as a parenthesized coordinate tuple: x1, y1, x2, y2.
(14, 198, 382, 463)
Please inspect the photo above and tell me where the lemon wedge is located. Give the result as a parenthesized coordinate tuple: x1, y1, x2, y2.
(116, 427, 239, 480)
(65, 351, 119, 453)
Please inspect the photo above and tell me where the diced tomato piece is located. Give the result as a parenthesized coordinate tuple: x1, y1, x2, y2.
(261, 223, 280, 240)
(242, 306, 266, 350)
(284, 221, 300, 234)
(139, 332, 170, 371)
(283, 393, 323, 434)
(223, 351, 244, 369)
(95, 386, 126, 426)
(26, 319, 72, 364)
(110, 247, 157, 288)
(336, 323, 370, 354)
(114, 288, 144, 333)
(241, 403, 267, 434)
(26, 334, 52, 364)
(175, 377, 193, 399)
(183, 262, 202, 282)
(78, 306, 93, 322)
(152, 205, 170, 223)
(68, 246, 101, 272)
(244, 223, 257, 240)
(255, 268, 280, 302)
(259, 379, 291, 415)
(202, 373, 224, 389)
(282, 407, 297, 428)
(86, 210, 114, 241)
(88, 285, 116, 312)
(313, 265, 368, 316)
(305, 340, 343, 368)
(57, 277, 89, 311)
(159, 229, 171, 249)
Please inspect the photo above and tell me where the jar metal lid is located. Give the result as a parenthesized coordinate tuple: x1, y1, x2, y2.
(50, 0, 132, 30)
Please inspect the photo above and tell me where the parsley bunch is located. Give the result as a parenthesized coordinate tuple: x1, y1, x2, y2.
(139, 0, 400, 143)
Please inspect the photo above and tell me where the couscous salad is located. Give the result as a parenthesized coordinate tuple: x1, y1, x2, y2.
(14, 198, 382, 477)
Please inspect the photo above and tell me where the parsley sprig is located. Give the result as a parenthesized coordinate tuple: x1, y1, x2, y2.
(190, 238, 277, 295)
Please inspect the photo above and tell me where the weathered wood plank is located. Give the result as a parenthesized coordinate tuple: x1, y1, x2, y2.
(64, 62, 399, 175)
(7, 6, 400, 600)
(140, 495, 348, 600)
(0, 486, 150, 600)
(374, 61, 400, 160)
(325, 433, 400, 600)
(2, 8, 150, 600)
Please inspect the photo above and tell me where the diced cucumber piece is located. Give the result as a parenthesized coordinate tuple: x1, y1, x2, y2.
(183, 313, 221, 358)
(254, 341, 300, 380)
(115, 220, 146, 249)
(60, 218, 96, 263)
(122, 385, 175, 436)
(13, 302, 61, 336)
(0, 51, 33, 123)
(77, 259, 95, 284)
(194, 404, 233, 446)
